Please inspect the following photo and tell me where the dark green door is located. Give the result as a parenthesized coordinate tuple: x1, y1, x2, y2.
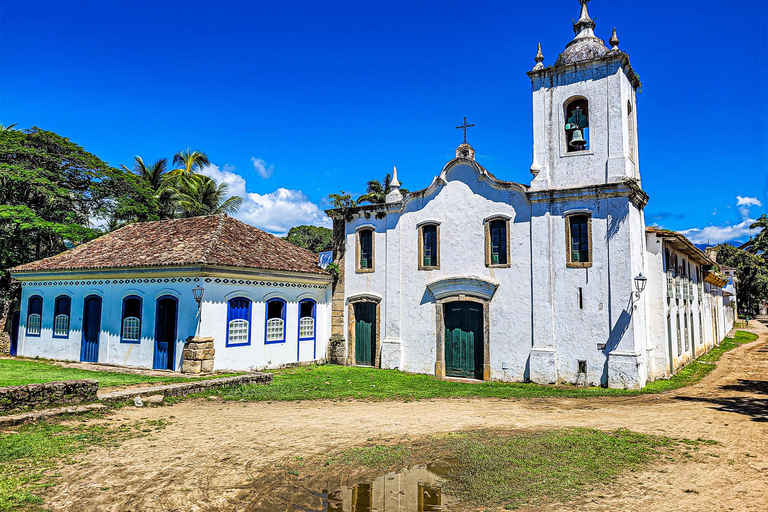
(444, 302, 483, 379)
(354, 302, 376, 366)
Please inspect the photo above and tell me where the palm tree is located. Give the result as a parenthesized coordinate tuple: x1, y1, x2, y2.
(169, 148, 210, 178)
(0, 123, 17, 132)
(357, 172, 409, 204)
(749, 214, 768, 258)
(174, 174, 243, 217)
(122, 156, 176, 219)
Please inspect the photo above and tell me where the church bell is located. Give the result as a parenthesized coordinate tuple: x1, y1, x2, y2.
(569, 129, 586, 148)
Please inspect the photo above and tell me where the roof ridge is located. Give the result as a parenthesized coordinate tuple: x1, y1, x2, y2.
(200, 215, 228, 263)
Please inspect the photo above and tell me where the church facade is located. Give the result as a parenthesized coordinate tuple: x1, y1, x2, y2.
(328, 0, 734, 389)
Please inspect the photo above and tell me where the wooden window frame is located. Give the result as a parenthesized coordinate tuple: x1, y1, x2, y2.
(26, 295, 43, 337)
(355, 227, 375, 274)
(120, 295, 143, 343)
(418, 222, 441, 271)
(565, 213, 593, 268)
(52, 295, 71, 338)
(484, 216, 511, 268)
(227, 296, 252, 347)
(264, 298, 286, 345)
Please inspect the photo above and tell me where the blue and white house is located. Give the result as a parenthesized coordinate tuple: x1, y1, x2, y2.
(10, 215, 333, 373)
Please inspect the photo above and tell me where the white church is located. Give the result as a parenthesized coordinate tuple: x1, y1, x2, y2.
(328, 0, 735, 389)
(9, 0, 735, 388)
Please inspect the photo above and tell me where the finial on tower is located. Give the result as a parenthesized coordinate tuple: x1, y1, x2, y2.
(390, 165, 400, 188)
(533, 43, 545, 70)
(609, 27, 619, 49)
(386, 165, 403, 203)
(573, 0, 596, 36)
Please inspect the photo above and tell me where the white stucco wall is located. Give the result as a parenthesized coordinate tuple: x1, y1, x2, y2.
(14, 268, 331, 372)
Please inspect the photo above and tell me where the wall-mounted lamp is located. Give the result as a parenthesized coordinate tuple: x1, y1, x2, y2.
(634, 273, 647, 297)
(192, 285, 205, 305)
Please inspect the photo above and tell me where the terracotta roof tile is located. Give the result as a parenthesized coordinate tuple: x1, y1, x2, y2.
(11, 215, 328, 276)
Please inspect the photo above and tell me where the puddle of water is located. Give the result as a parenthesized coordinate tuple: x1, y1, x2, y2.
(262, 463, 455, 511)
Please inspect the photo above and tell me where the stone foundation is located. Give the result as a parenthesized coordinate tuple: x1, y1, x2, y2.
(327, 336, 346, 365)
(0, 379, 98, 413)
(181, 336, 215, 374)
(529, 347, 558, 384)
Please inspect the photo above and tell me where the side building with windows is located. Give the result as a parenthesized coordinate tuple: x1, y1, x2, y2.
(10, 215, 332, 373)
(326, 0, 735, 389)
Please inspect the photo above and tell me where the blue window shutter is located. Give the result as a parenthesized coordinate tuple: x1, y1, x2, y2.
(227, 298, 251, 346)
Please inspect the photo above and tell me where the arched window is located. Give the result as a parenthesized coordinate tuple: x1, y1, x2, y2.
(357, 229, 374, 271)
(121, 296, 142, 343)
(419, 223, 440, 269)
(299, 299, 316, 340)
(486, 218, 509, 267)
(265, 298, 286, 344)
(27, 295, 43, 336)
(565, 98, 589, 152)
(227, 297, 251, 347)
(53, 296, 71, 337)
(627, 100, 635, 161)
(664, 249, 671, 272)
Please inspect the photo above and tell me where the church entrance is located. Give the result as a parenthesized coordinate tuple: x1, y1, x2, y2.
(154, 296, 178, 371)
(354, 302, 376, 366)
(80, 295, 102, 363)
(444, 301, 484, 379)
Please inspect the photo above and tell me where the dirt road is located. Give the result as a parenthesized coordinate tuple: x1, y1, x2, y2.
(45, 324, 768, 512)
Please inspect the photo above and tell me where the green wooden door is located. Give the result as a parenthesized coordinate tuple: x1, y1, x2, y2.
(354, 302, 376, 366)
(444, 302, 483, 379)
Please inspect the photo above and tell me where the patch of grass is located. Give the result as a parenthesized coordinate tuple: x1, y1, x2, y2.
(0, 358, 240, 389)
(333, 444, 412, 469)
(0, 415, 168, 511)
(195, 331, 758, 402)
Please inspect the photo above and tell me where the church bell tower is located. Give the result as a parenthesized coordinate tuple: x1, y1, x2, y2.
(528, 0, 641, 191)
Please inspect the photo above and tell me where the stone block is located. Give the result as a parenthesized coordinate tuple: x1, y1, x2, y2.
(181, 360, 202, 374)
(146, 395, 164, 404)
(529, 348, 558, 384)
(186, 341, 214, 350)
(200, 359, 214, 373)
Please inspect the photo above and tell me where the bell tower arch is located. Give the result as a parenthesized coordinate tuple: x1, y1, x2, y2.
(527, 0, 641, 191)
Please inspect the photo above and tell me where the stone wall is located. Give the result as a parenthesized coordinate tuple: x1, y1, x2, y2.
(327, 336, 346, 365)
(181, 336, 215, 374)
(0, 379, 98, 413)
(329, 217, 347, 361)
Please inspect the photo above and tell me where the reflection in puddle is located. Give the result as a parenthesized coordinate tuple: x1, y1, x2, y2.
(275, 463, 453, 511)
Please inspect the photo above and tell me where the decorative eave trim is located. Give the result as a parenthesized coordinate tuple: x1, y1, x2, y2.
(346, 292, 383, 304)
(527, 50, 641, 90)
(646, 227, 714, 266)
(527, 182, 648, 208)
(426, 276, 499, 302)
(704, 270, 728, 288)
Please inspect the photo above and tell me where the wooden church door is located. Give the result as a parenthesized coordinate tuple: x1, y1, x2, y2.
(80, 295, 102, 363)
(154, 296, 178, 370)
(354, 302, 376, 366)
(444, 301, 483, 379)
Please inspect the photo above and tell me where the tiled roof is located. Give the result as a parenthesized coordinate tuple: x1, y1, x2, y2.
(646, 227, 713, 265)
(11, 215, 328, 275)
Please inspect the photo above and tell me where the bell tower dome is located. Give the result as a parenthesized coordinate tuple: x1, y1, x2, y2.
(527, 0, 641, 191)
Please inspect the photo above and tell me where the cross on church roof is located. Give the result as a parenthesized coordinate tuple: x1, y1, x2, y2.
(456, 117, 475, 144)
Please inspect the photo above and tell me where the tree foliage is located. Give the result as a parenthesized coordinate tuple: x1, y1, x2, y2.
(283, 225, 333, 253)
(357, 172, 409, 204)
(714, 243, 768, 315)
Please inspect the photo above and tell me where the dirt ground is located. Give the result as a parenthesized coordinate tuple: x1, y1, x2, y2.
(44, 323, 768, 512)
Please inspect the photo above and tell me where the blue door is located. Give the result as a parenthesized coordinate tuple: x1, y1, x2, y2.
(154, 296, 178, 370)
(80, 295, 102, 362)
(9, 311, 19, 356)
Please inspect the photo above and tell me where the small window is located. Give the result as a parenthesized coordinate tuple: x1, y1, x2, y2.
(299, 299, 316, 339)
(566, 214, 591, 267)
(486, 218, 509, 267)
(358, 229, 374, 271)
(227, 297, 251, 346)
(627, 100, 635, 161)
(419, 224, 440, 269)
(664, 249, 671, 272)
(265, 299, 286, 343)
(121, 296, 142, 342)
(27, 295, 43, 336)
(565, 98, 589, 152)
(53, 296, 71, 337)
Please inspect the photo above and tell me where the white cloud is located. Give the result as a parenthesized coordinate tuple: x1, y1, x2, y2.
(200, 163, 330, 236)
(250, 157, 274, 179)
(680, 195, 763, 245)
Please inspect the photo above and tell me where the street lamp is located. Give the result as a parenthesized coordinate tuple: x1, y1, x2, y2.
(634, 273, 647, 298)
(192, 285, 205, 305)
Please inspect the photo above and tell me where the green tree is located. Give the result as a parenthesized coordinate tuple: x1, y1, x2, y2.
(357, 173, 409, 204)
(173, 174, 243, 217)
(748, 214, 768, 259)
(283, 225, 333, 253)
(121, 156, 176, 220)
(714, 243, 768, 315)
(168, 148, 210, 178)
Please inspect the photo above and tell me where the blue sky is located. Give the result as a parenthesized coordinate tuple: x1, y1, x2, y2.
(2, 0, 767, 240)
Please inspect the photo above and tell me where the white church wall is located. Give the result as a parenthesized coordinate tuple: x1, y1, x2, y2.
(643, 234, 669, 379)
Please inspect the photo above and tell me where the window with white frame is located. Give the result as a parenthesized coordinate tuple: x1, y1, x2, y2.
(27, 296, 43, 336)
(299, 300, 316, 339)
(53, 295, 71, 337)
(227, 297, 251, 346)
(121, 296, 142, 342)
(266, 299, 285, 343)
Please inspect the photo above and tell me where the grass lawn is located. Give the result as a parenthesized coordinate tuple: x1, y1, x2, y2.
(0, 414, 168, 511)
(199, 330, 758, 402)
(0, 358, 236, 389)
(271, 428, 709, 509)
